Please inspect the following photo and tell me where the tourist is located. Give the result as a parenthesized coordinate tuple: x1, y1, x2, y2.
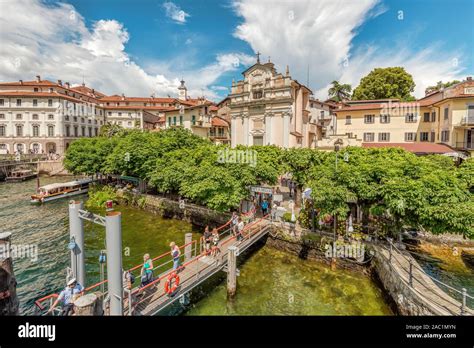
(261, 199, 269, 216)
(289, 181, 294, 198)
(140, 253, 153, 288)
(211, 228, 220, 258)
(272, 202, 278, 221)
(231, 211, 239, 236)
(170, 242, 181, 271)
(47, 278, 84, 316)
(203, 225, 212, 254)
(236, 217, 245, 242)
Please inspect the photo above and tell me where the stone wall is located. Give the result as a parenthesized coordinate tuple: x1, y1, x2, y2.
(38, 160, 68, 175)
(116, 191, 231, 228)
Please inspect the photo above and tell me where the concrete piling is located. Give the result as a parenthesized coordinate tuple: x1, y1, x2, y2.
(105, 211, 123, 315)
(0, 232, 19, 315)
(68, 200, 86, 286)
(184, 233, 193, 261)
(227, 246, 238, 298)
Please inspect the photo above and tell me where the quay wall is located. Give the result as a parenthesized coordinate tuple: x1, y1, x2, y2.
(38, 160, 68, 175)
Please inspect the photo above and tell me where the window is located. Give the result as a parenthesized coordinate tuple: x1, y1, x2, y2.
(34, 88, 39, 92)
(378, 132, 390, 142)
(179, 115, 183, 125)
(127, 121, 132, 126)
(441, 130, 450, 142)
(444, 107, 449, 120)
(33, 99, 38, 106)
(32, 125, 39, 137)
(168, 117, 172, 127)
(0, 125, 5, 136)
(16, 114, 22, 120)
(32, 114, 39, 120)
(88, 127, 92, 137)
(95, 128, 98, 136)
(430, 131, 435, 142)
(16, 124, 23, 136)
(420, 132, 429, 142)
(73, 116, 78, 122)
(0, 143, 6, 149)
(108, 112, 112, 116)
(431, 112, 436, 122)
(192, 115, 196, 125)
(48, 125, 54, 137)
(405, 132, 416, 141)
(0, 99, 4, 106)
(363, 132, 375, 142)
(74, 126, 78, 137)
(81, 126, 85, 136)
(65, 115, 69, 121)
(405, 113, 416, 123)
(345, 115, 351, 124)
(253, 91, 263, 99)
(364, 114, 375, 123)
(118, 112, 122, 117)
(380, 114, 390, 124)
(0, 114, 4, 119)
(16, 99, 21, 106)
(423, 112, 430, 122)
(88, 119, 91, 124)
(65, 125, 70, 137)
(173, 116, 177, 126)
(48, 99, 53, 107)
(48, 114, 54, 120)
(81, 117, 85, 123)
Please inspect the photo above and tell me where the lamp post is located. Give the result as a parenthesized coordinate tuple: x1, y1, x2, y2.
(333, 142, 341, 241)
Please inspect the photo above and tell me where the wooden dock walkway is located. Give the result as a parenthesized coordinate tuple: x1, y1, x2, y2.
(126, 217, 272, 316)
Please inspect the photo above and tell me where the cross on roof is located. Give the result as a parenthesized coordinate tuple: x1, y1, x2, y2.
(256, 51, 261, 63)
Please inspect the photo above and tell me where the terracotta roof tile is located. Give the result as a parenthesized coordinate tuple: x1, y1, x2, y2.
(362, 142, 455, 154)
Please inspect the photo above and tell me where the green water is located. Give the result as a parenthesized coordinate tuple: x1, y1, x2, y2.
(1, 177, 392, 315)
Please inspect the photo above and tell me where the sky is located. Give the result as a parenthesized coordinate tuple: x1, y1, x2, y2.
(0, 0, 473, 101)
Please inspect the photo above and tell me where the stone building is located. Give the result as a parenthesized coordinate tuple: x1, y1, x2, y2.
(228, 57, 313, 148)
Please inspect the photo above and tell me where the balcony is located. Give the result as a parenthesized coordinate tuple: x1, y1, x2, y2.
(455, 142, 474, 150)
(458, 115, 474, 126)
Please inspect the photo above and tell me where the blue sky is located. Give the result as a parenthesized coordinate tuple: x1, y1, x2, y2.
(1, 0, 473, 100)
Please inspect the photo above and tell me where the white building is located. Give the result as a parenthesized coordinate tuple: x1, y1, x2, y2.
(0, 76, 105, 155)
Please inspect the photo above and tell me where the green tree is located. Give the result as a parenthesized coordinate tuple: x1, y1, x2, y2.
(327, 80, 352, 101)
(352, 67, 416, 101)
(425, 80, 460, 95)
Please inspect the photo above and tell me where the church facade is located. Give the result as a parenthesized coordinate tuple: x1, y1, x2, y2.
(229, 57, 315, 148)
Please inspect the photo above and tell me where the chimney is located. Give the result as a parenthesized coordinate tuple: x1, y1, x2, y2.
(92, 89, 95, 94)
(467, 76, 473, 81)
(36, 75, 41, 82)
(121, 93, 125, 100)
(19, 80, 23, 85)
(65, 82, 70, 89)
(57, 79, 62, 86)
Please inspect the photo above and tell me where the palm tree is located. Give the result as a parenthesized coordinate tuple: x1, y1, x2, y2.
(328, 81, 352, 102)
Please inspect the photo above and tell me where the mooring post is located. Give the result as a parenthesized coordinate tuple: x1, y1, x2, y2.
(184, 233, 193, 262)
(461, 288, 467, 315)
(408, 258, 413, 287)
(0, 232, 19, 315)
(227, 246, 238, 298)
(105, 211, 123, 315)
(68, 200, 86, 286)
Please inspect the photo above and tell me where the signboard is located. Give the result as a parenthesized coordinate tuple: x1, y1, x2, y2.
(249, 186, 273, 194)
(464, 87, 474, 94)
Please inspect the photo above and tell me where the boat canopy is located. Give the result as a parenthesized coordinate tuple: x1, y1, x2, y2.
(39, 179, 92, 191)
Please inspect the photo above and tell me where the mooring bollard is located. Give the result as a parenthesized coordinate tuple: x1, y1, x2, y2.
(184, 233, 192, 262)
(0, 232, 19, 315)
(461, 288, 467, 315)
(408, 258, 413, 287)
(227, 246, 238, 298)
(73, 292, 103, 316)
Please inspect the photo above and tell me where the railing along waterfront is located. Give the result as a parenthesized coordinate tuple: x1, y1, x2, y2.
(385, 238, 473, 315)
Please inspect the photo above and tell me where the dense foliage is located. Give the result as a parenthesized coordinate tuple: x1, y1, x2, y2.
(65, 128, 474, 238)
(352, 67, 416, 101)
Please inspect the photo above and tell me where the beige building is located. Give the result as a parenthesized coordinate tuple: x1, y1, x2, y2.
(332, 77, 474, 156)
(229, 58, 315, 148)
(0, 76, 105, 155)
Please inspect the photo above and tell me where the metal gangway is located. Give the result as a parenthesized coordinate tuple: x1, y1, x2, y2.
(35, 209, 272, 316)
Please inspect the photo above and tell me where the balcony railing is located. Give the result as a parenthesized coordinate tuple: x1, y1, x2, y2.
(456, 142, 474, 150)
(460, 115, 474, 126)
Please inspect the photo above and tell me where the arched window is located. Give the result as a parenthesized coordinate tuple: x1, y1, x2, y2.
(32, 143, 40, 153)
(16, 124, 23, 136)
(47, 125, 55, 137)
(32, 125, 39, 137)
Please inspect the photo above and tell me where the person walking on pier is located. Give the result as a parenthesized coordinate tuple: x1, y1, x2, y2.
(47, 278, 84, 316)
(211, 228, 220, 258)
(203, 225, 212, 255)
(236, 217, 245, 242)
(231, 211, 239, 236)
(140, 254, 153, 288)
(170, 242, 181, 271)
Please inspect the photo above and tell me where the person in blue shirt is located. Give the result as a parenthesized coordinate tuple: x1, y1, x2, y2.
(261, 199, 269, 216)
(47, 278, 84, 316)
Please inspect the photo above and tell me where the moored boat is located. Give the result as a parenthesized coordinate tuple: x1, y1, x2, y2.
(31, 178, 93, 203)
(5, 169, 38, 182)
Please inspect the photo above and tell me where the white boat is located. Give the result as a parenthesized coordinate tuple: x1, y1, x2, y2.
(6, 169, 37, 182)
(31, 178, 93, 203)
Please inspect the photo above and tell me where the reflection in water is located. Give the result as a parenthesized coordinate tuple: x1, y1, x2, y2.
(2, 177, 392, 315)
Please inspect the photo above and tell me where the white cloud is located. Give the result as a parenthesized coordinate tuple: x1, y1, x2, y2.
(232, 0, 469, 99)
(0, 0, 250, 100)
(163, 2, 190, 24)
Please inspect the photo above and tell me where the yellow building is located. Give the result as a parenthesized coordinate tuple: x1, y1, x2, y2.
(332, 77, 474, 157)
